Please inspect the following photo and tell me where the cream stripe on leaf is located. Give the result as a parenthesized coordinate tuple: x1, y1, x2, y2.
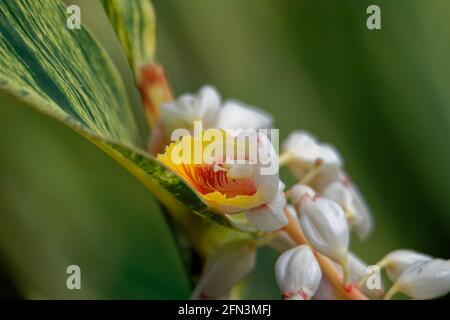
(100, 0, 156, 82)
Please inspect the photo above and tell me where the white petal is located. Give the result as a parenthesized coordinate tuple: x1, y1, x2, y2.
(282, 131, 342, 169)
(307, 166, 343, 192)
(215, 100, 273, 130)
(380, 249, 432, 283)
(275, 245, 322, 300)
(395, 259, 450, 299)
(321, 181, 354, 216)
(226, 163, 254, 179)
(161, 85, 221, 135)
(321, 180, 374, 240)
(348, 183, 374, 240)
(197, 85, 222, 123)
(289, 183, 316, 208)
(191, 241, 256, 300)
(246, 181, 288, 232)
(299, 197, 349, 264)
(252, 133, 280, 202)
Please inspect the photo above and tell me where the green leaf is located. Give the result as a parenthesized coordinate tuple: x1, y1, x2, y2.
(100, 0, 156, 81)
(0, 0, 248, 247)
(0, 91, 191, 299)
(0, 0, 143, 147)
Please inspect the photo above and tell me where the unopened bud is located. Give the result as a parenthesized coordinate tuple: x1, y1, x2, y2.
(298, 197, 349, 267)
(348, 183, 373, 240)
(215, 100, 273, 130)
(289, 183, 316, 208)
(191, 241, 256, 300)
(281, 131, 342, 171)
(388, 259, 450, 300)
(275, 245, 322, 300)
(378, 249, 432, 282)
(321, 180, 373, 240)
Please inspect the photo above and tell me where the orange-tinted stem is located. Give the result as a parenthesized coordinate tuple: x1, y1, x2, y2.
(140, 64, 173, 128)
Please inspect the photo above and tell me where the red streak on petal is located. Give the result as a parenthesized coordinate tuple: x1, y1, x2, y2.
(283, 289, 310, 300)
(182, 164, 257, 197)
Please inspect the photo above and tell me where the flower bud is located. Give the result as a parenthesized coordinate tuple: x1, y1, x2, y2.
(161, 85, 221, 136)
(215, 100, 273, 130)
(281, 131, 342, 181)
(298, 196, 349, 267)
(348, 183, 373, 240)
(246, 181, 288, 232)
(275, 245, 322, 300)
(389, 259, 450, 300)
(321, 180, 373, 240)
(191, 241, 256, 300)
(378, 249, 432, 282)
(289, 183, 316, 208)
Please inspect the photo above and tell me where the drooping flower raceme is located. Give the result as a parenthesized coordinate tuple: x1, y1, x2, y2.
(151, 84, 450, 300)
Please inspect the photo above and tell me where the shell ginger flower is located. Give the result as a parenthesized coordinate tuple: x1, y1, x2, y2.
(157, 129, 279, 215)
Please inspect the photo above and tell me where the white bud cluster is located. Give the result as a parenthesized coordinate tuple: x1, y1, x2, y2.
(275, 131, 450, 300)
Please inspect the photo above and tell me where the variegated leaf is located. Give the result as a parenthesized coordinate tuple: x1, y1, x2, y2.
(100, 0, 156, 82)
(0, 0, 248, 237)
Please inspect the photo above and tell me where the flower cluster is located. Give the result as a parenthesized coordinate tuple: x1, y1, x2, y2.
(151, 85, 450, 300)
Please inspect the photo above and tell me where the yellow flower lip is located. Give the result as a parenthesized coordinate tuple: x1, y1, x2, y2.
(157, 133, 277, 214)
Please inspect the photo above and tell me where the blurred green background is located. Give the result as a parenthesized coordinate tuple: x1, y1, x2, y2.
(1, 0, 450, 299)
